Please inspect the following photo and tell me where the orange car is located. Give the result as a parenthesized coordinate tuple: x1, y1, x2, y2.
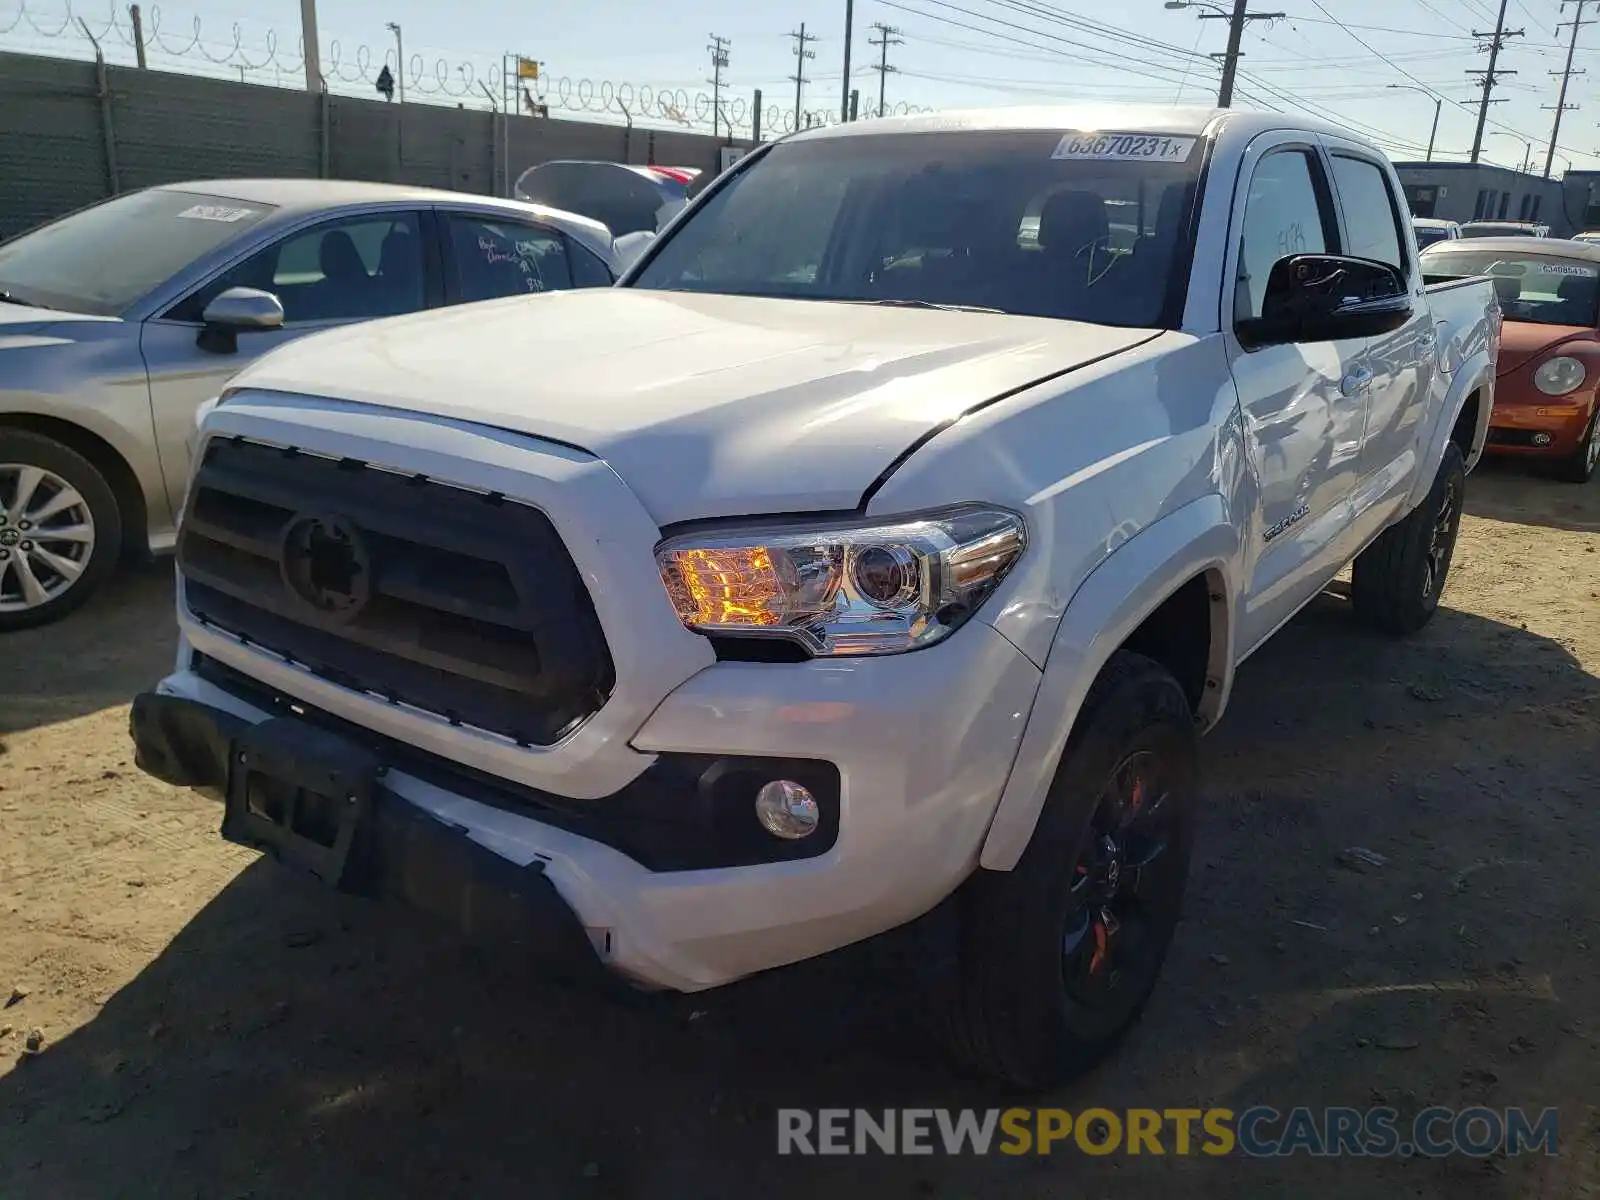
(1421, 237, 1600, 483)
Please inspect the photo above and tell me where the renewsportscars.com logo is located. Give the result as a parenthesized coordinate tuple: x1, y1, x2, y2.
(776, 1106, 1559, 1158)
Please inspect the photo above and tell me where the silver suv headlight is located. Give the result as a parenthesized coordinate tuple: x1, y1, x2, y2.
(654, 504, 1026, 657)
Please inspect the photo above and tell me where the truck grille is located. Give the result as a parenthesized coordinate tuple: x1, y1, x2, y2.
(177, 437, 614, 746)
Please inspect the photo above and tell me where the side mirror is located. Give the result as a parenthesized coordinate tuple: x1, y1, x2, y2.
(1237, 254, 1413, 350)
(612, 230, 656, 273)
(197, 286, 284, 354)
(202, 286, 284, 330)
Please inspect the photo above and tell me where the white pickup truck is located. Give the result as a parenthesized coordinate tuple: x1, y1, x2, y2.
(132, 105, 1499, 1088)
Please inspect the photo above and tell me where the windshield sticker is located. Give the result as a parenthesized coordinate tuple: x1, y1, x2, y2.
(1052, 133, 1197, 163)
(1539, 262, 1599, 277)
(176, 204, 257, 223)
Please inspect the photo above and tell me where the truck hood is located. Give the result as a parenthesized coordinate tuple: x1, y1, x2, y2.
(234, 289, 1161, 525)
(1495, 321, 1594, 376)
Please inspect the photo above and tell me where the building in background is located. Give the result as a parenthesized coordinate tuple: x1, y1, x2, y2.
(1393, 163, 1571, 236)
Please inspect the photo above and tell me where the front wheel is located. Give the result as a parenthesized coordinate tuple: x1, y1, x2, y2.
(1350, 442, 1465, 636)
(1555, 405, 1599, 484)
(933, 651, 1197, 1090)
(0, 430, 122, 632)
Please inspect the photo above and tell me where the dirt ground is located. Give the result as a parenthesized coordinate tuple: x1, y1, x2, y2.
(0, 460, 1596, 1199)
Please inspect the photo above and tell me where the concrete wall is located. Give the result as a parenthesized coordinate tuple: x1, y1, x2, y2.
(0, 50, 750, 239)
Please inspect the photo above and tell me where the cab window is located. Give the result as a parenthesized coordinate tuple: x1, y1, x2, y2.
(1235, 149, 1338, 322)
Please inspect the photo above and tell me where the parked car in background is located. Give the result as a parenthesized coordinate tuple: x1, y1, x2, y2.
(1422, 236, 1600, 481)
(1461, 220, 1549, 239)
(1412, 217, 1462, 248)
(0, 179, 619, 629)
(513, 160, 694, 238)
(1571, 230, 1600, 244)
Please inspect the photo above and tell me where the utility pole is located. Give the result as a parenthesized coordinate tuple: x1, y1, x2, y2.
(129, 3, 147, 68)
(707, 34, 731, 140)
(1166, 1, 1284, 108)
(1468, 0, 1524, 164)
(788, 23, 818, 133)
(841, 0, 855, 122)
(868, 22, 903, 117)
(1544, 0, 1589, 176)
(299, 0, 322, 91)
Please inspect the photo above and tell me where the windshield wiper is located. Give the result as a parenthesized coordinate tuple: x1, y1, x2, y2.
(835, 297, 1008, 315)
(0, 289, 39, 308)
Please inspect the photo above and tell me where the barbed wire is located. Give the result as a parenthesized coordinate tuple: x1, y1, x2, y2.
(0, 0, 929, 136)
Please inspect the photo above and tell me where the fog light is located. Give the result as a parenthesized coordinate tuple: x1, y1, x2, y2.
(1533, 432, 1553, 446)
(754, 780, 820, 840)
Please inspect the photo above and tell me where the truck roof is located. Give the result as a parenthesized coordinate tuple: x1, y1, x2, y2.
(786, 104, 1385, 151)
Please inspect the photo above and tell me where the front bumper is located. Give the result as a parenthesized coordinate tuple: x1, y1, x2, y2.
(1486, 386, 1595, 456)
(134, 620, 1043, 993)
(131, 692, 606, 978)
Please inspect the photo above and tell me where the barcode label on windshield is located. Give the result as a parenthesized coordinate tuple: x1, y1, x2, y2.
(1051, 133, 1197, 163)
(176, 204, 257, 222)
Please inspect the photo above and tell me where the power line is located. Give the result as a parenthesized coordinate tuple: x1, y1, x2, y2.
(877, 0, 1426, 150)
(868, 22, 905, 117)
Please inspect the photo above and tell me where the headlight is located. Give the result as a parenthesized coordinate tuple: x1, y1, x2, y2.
(1534, 355, 1585, 396)
(654, 504, 1026, 657)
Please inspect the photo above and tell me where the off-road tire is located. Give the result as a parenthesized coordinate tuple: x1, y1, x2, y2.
(1350, 442, 1465, 636)
(932, 651, 1197, 1091)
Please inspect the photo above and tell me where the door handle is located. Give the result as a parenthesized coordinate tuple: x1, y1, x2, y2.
(1340, 366, 1373, 396)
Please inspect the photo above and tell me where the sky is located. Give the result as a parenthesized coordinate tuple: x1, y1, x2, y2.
(5, 0, 1600, 170)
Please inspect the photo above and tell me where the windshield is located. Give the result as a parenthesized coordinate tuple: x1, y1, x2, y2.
(628, 129, 1205, 327)
(1426, 249, 1600, 327)
(0, 188, 274, 315)
(1413, 225, 1453, 248)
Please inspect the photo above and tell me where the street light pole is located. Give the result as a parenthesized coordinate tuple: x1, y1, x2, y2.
(1488, 131, 1532, 172)
(1385, 84, 1442, 161)
(386, 22, 404, 103)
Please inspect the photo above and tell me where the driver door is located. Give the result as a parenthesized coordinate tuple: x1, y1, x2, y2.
(139, 208, 434, 516)
(1226, 136, 1374, 655)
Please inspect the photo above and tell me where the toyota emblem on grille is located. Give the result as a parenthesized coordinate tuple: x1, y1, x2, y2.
(280, 513, 371, 621)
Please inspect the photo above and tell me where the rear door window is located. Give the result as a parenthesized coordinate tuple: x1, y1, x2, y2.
(1331, 154, 1408, 273)
(446, 215, 574, 301)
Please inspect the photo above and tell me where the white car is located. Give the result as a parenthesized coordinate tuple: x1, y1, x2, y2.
(133, 105, 1499, 1089)
(1412, 217, 1462, 248)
